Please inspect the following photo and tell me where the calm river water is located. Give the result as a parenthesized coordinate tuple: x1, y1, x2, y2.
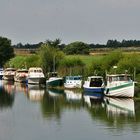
(0, 80, 140, 140)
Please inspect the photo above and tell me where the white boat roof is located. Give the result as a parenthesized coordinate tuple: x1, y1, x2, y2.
(107, 74, 131, 77)
(28, 67, 43, 70)
(5, 68, 16, 71)
(88, 76, 103, 79)
(66, 75, 82, 78)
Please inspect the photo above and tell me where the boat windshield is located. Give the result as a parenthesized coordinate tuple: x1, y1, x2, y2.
(90, 78, 103, 87)
(66, 76, 81, 80)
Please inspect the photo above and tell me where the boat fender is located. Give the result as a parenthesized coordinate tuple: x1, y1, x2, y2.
(106, 88, 109, 94)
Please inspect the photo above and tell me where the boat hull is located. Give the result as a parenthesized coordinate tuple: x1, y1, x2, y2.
(0, 75, 3, 80)
(3, 75, 15, 81)
(28, 77, 46, 85)
(64, 83, 82, 89)
(83, 87, 104, 93)
(104, 82, 135, 97)
(46, 78, 63, 87)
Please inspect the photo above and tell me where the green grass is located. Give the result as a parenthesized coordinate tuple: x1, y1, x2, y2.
(65, 55, 104, 66)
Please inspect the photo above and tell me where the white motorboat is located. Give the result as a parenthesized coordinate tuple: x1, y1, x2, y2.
(3, 68, 16, 81)
(83, 76, 104, 93)
(64, 76, 82, 89)
(28, 67, 46, 84)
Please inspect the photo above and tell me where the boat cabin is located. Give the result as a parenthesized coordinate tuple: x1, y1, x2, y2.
(28, 67, 43, 73)
(88, 76, 103, 87)
(65, 76, 82, 81)
(47, 72, 58, 78)
(107, 74, 132, 83)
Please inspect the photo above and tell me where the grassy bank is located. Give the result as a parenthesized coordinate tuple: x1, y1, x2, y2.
(7, 51, 140, 79)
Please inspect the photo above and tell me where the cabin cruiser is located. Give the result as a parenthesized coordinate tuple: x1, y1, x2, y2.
(28, 67, 46, 84)
(64, 76, 82, 89)
(14, 69, 28, 83)
(3, 68, 16, 81)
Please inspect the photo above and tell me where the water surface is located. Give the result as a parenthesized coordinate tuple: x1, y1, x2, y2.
(0, 81, 140, 140)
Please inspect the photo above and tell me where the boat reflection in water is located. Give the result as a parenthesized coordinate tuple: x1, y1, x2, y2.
(84, 92, 103, 107)
(47, 88, 64, 98)
(104, 97, 135, 117)
(14, 82, 28, 94)
(2, 80, 15, 95)
(27, 85, 45, 101)
(64, 89, 82, 102)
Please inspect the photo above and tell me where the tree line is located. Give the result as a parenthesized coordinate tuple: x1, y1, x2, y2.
(13, 39, 140, 49)
(1, 36, 140, 67)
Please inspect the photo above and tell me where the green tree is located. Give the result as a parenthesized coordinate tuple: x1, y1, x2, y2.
(0, 36, 14, 67)
(45, 38, 61, 48)
(102, 50, 123, 72)
(39, 43, 65, 75)
(64, 41, 89, 55)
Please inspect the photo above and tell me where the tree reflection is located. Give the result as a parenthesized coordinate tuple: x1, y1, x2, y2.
(41, 89, 84, 120)
(41, 91, 63, 120)
(0, 84, 14, 109)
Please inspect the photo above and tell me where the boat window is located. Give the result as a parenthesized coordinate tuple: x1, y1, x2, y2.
(108, 75, 131, 81)
(74, 77, 81, 80)
(119, 76, 131, 81)
(37, 70, 42, 73)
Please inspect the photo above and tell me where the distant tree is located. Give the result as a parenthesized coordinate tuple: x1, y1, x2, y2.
(45, 38, 61, 49)
(0, 36, 14, 67)
(13, 42, 43, 49)
(106, 40, 121, 48)
(64, 41, 89, 55)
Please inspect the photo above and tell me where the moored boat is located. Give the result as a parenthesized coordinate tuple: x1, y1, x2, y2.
(3, 68, 16, 81)
(14, 69, 28, 83)
(0, 68, 4, 80)
(83, 76, 104, 93)
(46, 72, 63, 88)
(104, 74, 135, 97)
(28, 67, 46, 84)
(64, 76, 82, 89)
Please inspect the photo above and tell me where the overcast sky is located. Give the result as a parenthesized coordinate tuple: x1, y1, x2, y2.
(0, 0, 140, 45)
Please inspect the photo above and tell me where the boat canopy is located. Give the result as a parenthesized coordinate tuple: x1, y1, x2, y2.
(107, 74, 132, 82)
(5, 68, 16, 71)
(29, 67, 43, 73)
(48, 72, 58, 77)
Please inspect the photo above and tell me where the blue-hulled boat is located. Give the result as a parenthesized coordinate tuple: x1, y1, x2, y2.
(83, 76, 104, 93)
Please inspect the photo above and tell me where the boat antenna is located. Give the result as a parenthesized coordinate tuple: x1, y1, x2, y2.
(53, 56, 56, 72)
(133, 67, 136, 81)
